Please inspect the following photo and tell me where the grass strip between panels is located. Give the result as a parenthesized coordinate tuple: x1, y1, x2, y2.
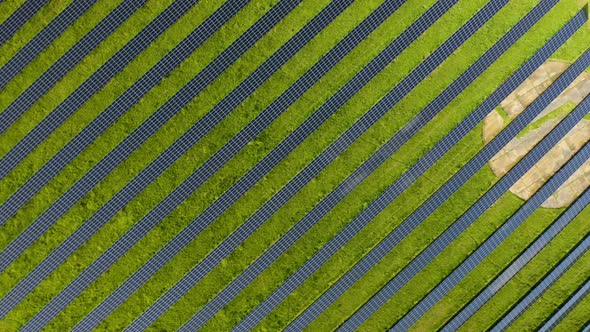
(0, 0, 174, 159)
(0, 0, 125, 117)
(0, 0, 70, 67)
(459, 204, 590, 331)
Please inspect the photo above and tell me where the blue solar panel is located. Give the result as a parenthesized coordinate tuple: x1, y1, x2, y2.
(492, 229, 590, 330)
(0, 0, 144, 138)
(282, 2, 571, 330)
(0, 0, 246, 233)
(539, 276, 590, 331)
(96, 0, 468, 327)
(390, 107, 590, 331)
(0, 0, 48, 46)
(7, 0, 317, 329)
(0, 0, 97, 89)
(0, 0, 200, 178)
(442, 188, 590, 330)
(238, 10, 587, 331)
(149, 1, 530, 329)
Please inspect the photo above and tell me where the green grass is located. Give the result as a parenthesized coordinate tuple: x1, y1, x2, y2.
(553, 284, 590, 331)
(0, 0, 125, 120)
(0, 0, 588, 330)
(0, 1, 72, 68)
(459, 203, 590, 330)
(0, 0, 27, 25)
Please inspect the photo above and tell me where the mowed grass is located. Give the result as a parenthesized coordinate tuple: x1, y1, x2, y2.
(1, 0, 343, 329)
(0, 0, 27, 26)
(252, 1, 585, 331)
(0, 0, 71, 68)
(0, 0, 588, 330)
(460, 202, 590, 331)
(0, 0, 125, 119)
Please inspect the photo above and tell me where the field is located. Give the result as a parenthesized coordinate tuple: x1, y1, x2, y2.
(0, 0, 589, 330)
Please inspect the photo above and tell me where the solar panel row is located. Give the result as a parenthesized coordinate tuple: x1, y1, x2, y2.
(111, 0, 475, 328)
(492, 227, 590, 330)
(443, 187, 590, 329)
(70, 3, 358, 330)
(539, 276, 590, 331)
(0, 0, 144, 137)
(155, 1, 525, 330)
(285, 2, 566, 330)
(13, 1, 315, 329)
(239, 9, 587, 332)
(392, 99, 590, 331)
(0, 0, 48, 46)
(0, 0, 97, 89)
(0, 0, 248, 253)
(0, 0, 200, 179)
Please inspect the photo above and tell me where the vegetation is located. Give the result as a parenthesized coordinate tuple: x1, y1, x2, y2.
(0, 0, 588, 330)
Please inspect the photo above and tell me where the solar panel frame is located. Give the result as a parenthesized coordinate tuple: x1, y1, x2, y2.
(0, 0, 48, 46)
(442, 188, 590, 330)
(390, 110, 590, 331)
(0, 0, 201, 175)
(0, 0, 144, 137)
(282, 2, 571, 330)
(237, 10, 587, 331)
(0, 0, 97, 89)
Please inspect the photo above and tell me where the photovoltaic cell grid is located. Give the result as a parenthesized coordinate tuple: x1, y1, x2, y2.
(391, 112, 590, 331)
(121, 0, 469, 328)
(1, 0, 589, 330)
(242, 9, 587, 331)
(70, 1, 352, 329)
(12, 1, 311, 329)
(492, 230, 590, 330)
(0, 0, 145, 137)
(0, 0, 200, 175)
(0, 0, 97, 89)
(171, 1, 522, 330)
(0, 0, 248, 261)
(286, 1, 567, 329)
(539, 276, 590, 331)
(0, 0, 48, 46)
(442, 187, 590, 329)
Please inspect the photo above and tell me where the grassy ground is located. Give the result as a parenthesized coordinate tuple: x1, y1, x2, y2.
(461, 203, 590, 330)
(0, 0, 72, 68)
(0, 0, 588, 330)
(0, 0, 27, 26)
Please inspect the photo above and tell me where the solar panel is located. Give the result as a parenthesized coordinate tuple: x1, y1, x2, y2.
(492, 229, 590, 330)
(442, 187, 590, 330)
(99, 0, 469, 329)
(0, 0, 48, 46)
(0, 0, 144, 136)
(0, 0, 200, 178)
(0, 0, 246, 236)
(282, 2, 572, 330)
(539, 276, 590, 331)
(0, 0, 97, 89)
(238, 10, 587, 331)
(9, 0, 316, 329)
(391, 111, 590, 331)
(142, 1, 531, 329)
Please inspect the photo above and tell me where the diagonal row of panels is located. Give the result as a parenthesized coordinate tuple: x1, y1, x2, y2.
(0, 0, 589, 330)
